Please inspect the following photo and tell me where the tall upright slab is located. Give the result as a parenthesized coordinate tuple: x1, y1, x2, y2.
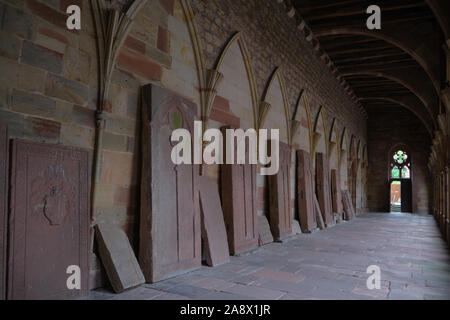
(315, 152, 334, 226)
(331, 169, 343, 219)
(296, 149, 316, 232)
(269, 142, 292, 241)
(140, 84, 201, 283)
(8, 140, 89, 299)
(220, 126, 258, 254)
(199, 176, 230, 266)
(0, 125, 7, 300)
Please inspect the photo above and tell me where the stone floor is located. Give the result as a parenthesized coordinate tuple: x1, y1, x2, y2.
(90, 212, 450, 300)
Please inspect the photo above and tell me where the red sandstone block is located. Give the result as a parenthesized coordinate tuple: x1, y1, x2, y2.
(60, 0, 83, 11)
(73, 105, 95, 128)
(39, 27, 69, 45)
(27, 0, 68, 30)
(28, 117, 61, 140)
(124, 36, 146, 55)
(114, 186, 136, 206)
(117, 47, 162, 82)
(210, 107, 240, 128)
(160, 0, 175, 15)
(157, 26, 169, 54)
(213, 95, 230, 112)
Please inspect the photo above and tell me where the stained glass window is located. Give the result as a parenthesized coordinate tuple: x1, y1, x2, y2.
(391, 166, 400, 178)
(393, 150, 407, 164)
(401, 166, 410, 178)
(391, 150, 410, 179)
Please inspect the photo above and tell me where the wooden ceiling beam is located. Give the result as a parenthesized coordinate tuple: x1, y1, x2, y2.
(327, 44, 393, 55)
(303, 1, 426, 22)
(332, 50, 407, 64)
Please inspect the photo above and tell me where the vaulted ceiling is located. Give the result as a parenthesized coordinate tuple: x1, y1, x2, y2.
(292, 0, 448, 137)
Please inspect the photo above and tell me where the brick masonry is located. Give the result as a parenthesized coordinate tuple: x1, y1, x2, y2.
(0, 0, 369, 287)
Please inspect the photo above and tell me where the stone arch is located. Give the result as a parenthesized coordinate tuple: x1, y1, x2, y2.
(312, 106, 328, 164)
(358, 96, 433, 137)
(328, 118, 339, 170)
(315, 26, 440, 94)
(260, 68, 291, 144)
(341, 69, 438, 124)
(213, 32, 259, 129)
(339, 127, 349, 190)
(291, 90, 313, 154)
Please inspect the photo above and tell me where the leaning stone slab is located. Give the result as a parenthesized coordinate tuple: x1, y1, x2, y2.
(198, 176, 230, 267)
(314, 195, 325, 230)
(258, 215, 274, 246)
(292, 219, 302, 235)
(95, 223, 145, 293)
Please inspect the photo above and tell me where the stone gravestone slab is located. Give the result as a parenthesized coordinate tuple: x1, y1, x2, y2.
(0, 125, 7, 300)
(8, 140, 90, 299)
(331, 169, 343, 220)
(220, 126, 258, 255)
(292, 220, 302, 234)
(269, 142, 292, 241)
(296, 149, 316, 232)
(198, 176, 230, 266)
(314, 195, 325, 230)
(316, 152, 334, 227)
(95, 223, 145, 293)
(342, 190, 354, 221)
(140, 84, 201, 283)
(258, 215, 274, 246)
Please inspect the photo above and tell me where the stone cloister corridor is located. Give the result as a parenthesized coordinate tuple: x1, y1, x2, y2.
(90, 213, 450, 300)
(0, 0, 450, 302)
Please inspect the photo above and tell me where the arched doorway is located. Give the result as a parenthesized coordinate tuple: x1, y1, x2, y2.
(389, 149, 412, 212)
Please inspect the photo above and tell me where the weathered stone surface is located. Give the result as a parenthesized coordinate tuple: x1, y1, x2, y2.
(117, 47, 162, 81)
(198, 176, 230, 267)
(21, 40, 63, 74)
(11, 89, 56, 118)
(269, 142, 292, 241)
(331, 169, 343, 219)
(220, 126, 258, 255)
(0, 56, 46, 93)
(0, 30, 21, 59)
(296, 149, 316, 232)
(140, 84, 201, 283)
(258, 215, 274, 246)
(316, 152, 334, 226)
(45, 73, 89, 105)
(26, 116, 61, 142)
(8, 140, 89, 299)
(0, 125, 7, 300)
(0, 3, 32, 39)
(95, 223, 145, 293)
(26, 0, 67, 30)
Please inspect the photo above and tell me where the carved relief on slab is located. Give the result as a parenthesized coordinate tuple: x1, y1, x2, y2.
(8, 140, 89, 300)
(140, 84, 201, 283)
